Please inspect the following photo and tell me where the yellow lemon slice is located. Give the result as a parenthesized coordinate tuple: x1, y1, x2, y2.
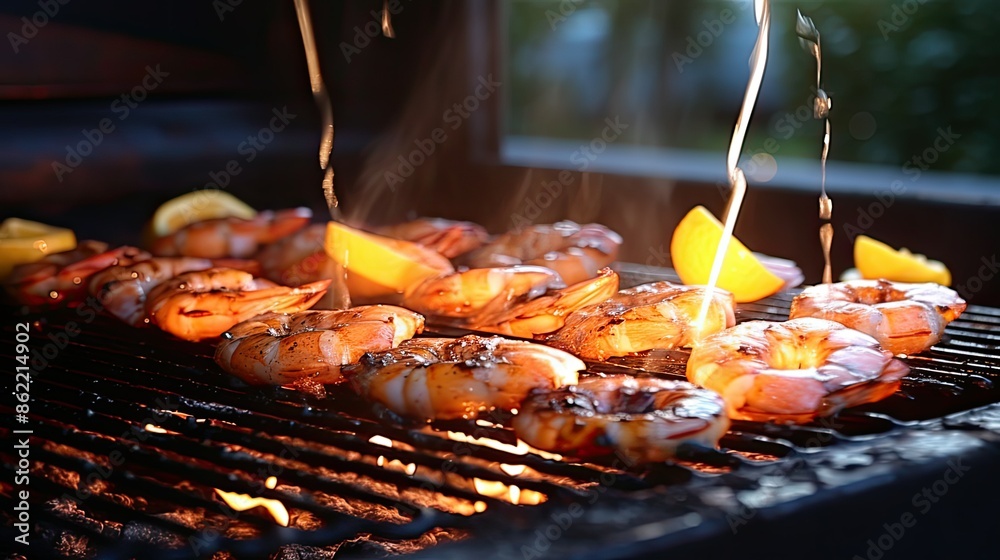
(147, 190, 257, 240)
(670, 206, 784, 302)
(854, 235, 951, 285)
(324, 221, 454, 301)
(0, 218, 77, 280)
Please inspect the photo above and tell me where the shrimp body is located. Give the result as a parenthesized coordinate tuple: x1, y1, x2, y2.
(547, 282, 736, 360)
(214, 306, 424, 385)
(89, 257, 260, 326)
(513, 376, 729, 463)
(150, 208, 312, 259)
(462, 221, 622, 285)
(482, 267, 621, 337)
(686, 317, 909, 423)
(789, 279, 966, 355)
(402, 265, 562, 321)
(344, 335, 583, 420)
(145, 268, 330, 341)
(257, 223, 332, 287)
(4, 242, 150, 306)
(377, 218, 489, 259)
(402, 266, 620, 338)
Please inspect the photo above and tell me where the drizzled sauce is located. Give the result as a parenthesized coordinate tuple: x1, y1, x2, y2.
(695, 0, 771, 335)
(292, 0, 348, 307)
(797, 10, 834, 284)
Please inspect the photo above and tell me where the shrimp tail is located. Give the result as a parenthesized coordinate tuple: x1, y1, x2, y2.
(492, 268, 620, 338)
(255, 208, 314, 244)
(819, 358, 909, 416)
(238, 279, 332, 318)
(154, 279, 331, 341)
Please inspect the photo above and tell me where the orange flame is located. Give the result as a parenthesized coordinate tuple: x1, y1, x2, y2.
(369, 435, 417, 475)
(444, 428, 551, 506)
(214, 481, 290, 526)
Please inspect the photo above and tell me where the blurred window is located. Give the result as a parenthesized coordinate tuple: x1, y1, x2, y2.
(503, 0, 1000, 202)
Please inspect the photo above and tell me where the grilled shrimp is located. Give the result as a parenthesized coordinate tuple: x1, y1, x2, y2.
(402, 265, 562, 321)
(377, 218, 489, 259)
(461, 221, 622, 285)
(215, 306, 424, 386)
(150, 208, 312, 259)
(4, 242, 150, 306)
(257, 223, 332, 287)
(402, 266, 620, 338)
(88, 257, 260, 326)
(344, 335, 584, 420)
(686, 317, 910, 423)
(789, 279, 966, 356)
(547, 282, 736, 360)
(513, 376, 729, 463)
(145, 268, 330, 341)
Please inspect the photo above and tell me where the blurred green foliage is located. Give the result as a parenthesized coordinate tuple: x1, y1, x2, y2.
(507, 0, 1000, 174)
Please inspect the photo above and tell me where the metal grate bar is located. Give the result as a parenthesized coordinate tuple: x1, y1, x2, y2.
(14, 327, 650, 491)
(29, 380, 530, 510)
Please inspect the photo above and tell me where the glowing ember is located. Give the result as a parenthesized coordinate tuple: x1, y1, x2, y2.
(500, 464, 526, 477)
(443, 431, 554, 506)
(214, 487, 290, 527)
(444, 430, 563, 462)
(471, 478, 544, 506)
(368, 435, 417, 475)
(142, 424, 175, 435)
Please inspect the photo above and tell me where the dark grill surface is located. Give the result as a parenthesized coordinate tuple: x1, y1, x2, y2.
(3, 265, 1000, 559)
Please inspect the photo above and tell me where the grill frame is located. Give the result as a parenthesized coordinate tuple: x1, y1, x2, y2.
(4, 264, 1000, 559)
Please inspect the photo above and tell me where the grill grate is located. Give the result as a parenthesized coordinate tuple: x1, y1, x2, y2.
(3, 265, 1000, 559)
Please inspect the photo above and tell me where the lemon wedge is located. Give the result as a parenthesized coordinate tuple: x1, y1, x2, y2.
(670, 206, 784, 302)
(324, 221, 454, 301)
(0, 218, 77, 280)
(854, 235, 951, 285)
(147, 190, 257, 241)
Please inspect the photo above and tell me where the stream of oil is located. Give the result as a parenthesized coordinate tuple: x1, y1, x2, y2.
(817, 89, 833, 285)
(292, 0, 350, 308)
(695, 0, 771, 334)
(799, 10, 834, 284)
